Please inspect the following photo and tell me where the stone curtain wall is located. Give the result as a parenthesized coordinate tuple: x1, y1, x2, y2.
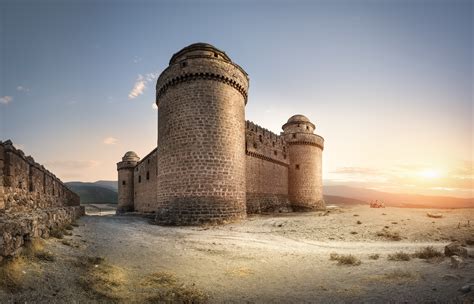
(133, 148, 158, 213)
(0, 140, 83, 260)
(245, 121, 290, 213)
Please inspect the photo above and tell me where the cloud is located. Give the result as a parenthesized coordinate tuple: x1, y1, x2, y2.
(16, 85, 30, 92)
(103, 137, 118, 145)
(44, 160, 100, 170)
(152, 103, 158, 110)
(128, 72, 159, 99)
(133, 56, 142, 64)
(0, 96, 13, 104)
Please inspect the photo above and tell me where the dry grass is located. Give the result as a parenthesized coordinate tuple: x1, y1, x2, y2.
(78, 256, 126, 301)
(330, 253, 362, 266)
(412, 246, 444, 259)
(65, 224, 74, 230)
(71, 222, 80, 227)
(387, 251, 411, 261)
(383, 269, 417, 281)
(0, 256, 27, 292)
(23, 238, 55, 262)
(368, 254, 380, 260)
(376, 229, 402, 241)
(140, 272, 209, 303)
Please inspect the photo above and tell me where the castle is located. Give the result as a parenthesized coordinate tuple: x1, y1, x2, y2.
(117, 43, 325, 225)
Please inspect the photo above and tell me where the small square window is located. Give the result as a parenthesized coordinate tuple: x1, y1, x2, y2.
(292, 134, 296, 139)
(181, 61, 187, 68)
(295, 164, 300, 170)
(274, 150, 277, 156)
(122, 181, 126, 185)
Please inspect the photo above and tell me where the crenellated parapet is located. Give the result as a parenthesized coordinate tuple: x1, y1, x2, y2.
(156, 43, 249, 105)
(245, 121, 289, 167)
(0, 140, 80, 212)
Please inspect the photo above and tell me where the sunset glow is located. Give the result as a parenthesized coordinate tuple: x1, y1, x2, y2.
(1, 1, 471, 199)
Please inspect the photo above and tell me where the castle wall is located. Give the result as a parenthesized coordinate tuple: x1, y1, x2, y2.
(133, 148, 158, 213)
(0, 140, 83, 260)
(245, 121, 290, 213)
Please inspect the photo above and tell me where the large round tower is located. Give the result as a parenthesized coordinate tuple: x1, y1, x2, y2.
(155, 43, 249, 225)
(282, 115, 325, 211)
(117, 151, 140, 213)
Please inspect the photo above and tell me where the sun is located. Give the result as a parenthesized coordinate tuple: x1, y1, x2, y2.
(418, 169, 441, 179)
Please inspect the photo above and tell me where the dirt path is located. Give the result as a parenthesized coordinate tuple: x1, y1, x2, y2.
(1, 206, 473, 303)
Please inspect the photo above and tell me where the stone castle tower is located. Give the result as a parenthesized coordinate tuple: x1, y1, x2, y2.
(117, 43, 325, 225)
(155, 43, 249, 224)
(283, 115, 325, 210)
(117, 151, 140, 213)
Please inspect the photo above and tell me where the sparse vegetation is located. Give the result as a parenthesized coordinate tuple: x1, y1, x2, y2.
(65, 224, 74, 230)
(412, 246, 443, 259)
(368, 254, 380, 260)
(71, 222, 80, 227)
(387, 251, 411, 261)
(0, 256, 27, 292)
(376, 229, 402, 241)
(35, 251, 55, 262)
(78, 255, 126, 300)
(61, 240, 72, 247)
(427, 213, 443, 219)
(141, 272, 209, 303)
(383, 269, 417, 281)
(350, 231, 358, 235)
(356, 220, 362, 225)
(330, 253, 361, 266)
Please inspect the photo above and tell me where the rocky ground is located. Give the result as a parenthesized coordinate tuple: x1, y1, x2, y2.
(0, 205, 473, 303)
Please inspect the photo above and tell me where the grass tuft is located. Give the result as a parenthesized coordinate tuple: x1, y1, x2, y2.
(329, 253, 361, 266)
(387, 251, 411, 261)
(376, 229, 402, 241)
(368, 254, 380, 260)
(412, 246, 443, 259)
(0, 256, 27, 292)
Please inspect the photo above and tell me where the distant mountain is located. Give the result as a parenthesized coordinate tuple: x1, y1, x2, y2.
(94, 180, 118, 192)
(66, 181, 118, 204)
(324, 185, 473, 209)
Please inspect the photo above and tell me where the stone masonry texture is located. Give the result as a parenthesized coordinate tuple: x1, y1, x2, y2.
(117, 43, 325, 225)
(0, 140, 83, 260)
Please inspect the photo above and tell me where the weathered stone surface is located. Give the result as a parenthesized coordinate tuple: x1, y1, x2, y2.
(445, 242, 468, 258)
(0, 206, 84, 257)
(0, 140, 83, 258)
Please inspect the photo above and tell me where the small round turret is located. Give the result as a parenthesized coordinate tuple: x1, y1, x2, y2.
(282, 115, 325, 211)
(117, 151, 140, 213)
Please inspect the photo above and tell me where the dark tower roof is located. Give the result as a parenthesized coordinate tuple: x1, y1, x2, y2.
(169, 42, 232, 65)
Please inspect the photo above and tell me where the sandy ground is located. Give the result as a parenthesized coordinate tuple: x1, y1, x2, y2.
(1, 205, 473, 303)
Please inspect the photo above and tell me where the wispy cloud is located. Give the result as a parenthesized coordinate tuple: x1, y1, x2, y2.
(128, 72, 159, 99)
(0, 96, 13, 105)
(16, 85, 30, 92)
(133, 56, 142, 64)
(103, 137, 118, 145)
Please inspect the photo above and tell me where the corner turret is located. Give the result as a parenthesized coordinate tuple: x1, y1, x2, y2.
(282, 115, 325, 210)
(117, 151, 140, 213)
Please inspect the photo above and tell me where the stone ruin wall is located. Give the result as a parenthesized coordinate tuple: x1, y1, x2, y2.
(245, 121, 290, 213)
(0, 140, 83, 260)
(133, 148, 158, 213)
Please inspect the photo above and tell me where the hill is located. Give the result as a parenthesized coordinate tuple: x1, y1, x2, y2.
(66, 181, 118, 204)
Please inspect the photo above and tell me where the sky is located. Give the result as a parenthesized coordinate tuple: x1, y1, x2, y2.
(0, 0, 472, 198)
